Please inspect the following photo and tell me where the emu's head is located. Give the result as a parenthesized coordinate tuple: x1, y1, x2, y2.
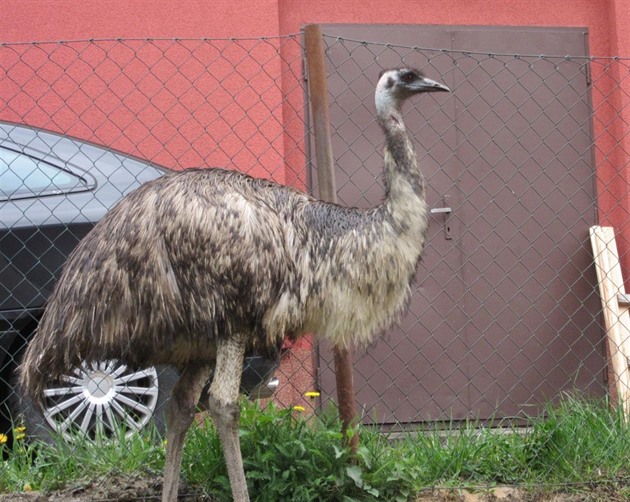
(375, 68, 450, 123)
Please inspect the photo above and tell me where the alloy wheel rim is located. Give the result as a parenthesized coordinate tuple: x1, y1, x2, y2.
(42, 361, 160, 440)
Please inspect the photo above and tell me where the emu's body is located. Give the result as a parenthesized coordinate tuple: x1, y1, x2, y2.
(20, 68, 450, 502)
(24, 168, 419, 377)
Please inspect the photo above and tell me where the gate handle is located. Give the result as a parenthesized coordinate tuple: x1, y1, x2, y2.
(431, 201, 453, 240)
(430, 207, 452, 214)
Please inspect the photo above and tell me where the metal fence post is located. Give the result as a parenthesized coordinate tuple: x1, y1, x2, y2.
(304, 24, 359, 454)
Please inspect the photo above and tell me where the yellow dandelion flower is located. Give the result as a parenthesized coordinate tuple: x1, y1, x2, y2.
(304, 391, 320, 399)
(293, 405, 305, 412)
(0, 433, 8, 444)
(15, 433, 26, 440)
(14, 426, 26, 433)
(24, 484, 33, 492)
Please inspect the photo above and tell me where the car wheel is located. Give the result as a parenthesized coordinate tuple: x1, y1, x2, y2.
(12, 362, 178, 442)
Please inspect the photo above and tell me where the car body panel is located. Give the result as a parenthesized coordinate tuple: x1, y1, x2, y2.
(1, 122, 169, 327)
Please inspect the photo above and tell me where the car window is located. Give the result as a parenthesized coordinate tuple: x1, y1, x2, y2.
(0, 147, 87, 200)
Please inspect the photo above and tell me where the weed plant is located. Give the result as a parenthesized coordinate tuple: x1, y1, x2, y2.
(0, 394, 628, 500)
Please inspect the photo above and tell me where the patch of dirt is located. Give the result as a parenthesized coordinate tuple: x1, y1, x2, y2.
(414, 485, 629, 502)
(2, 480, 627, 501)
(0, 472, 206, 501)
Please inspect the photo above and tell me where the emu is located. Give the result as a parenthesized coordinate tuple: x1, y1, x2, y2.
(20, 68, 450, 502)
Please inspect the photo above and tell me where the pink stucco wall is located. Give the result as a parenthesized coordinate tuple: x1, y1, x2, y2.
(2, 1, 625, 54)
(2, 0, 628, 409)
(1, 1, 624, 49)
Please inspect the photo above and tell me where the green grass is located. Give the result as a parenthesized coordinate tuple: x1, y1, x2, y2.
(1, 395, 628, 500)
(0, 427, 165, 493)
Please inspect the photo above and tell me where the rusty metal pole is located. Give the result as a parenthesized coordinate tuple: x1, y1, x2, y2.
(304, 24, 359, 454)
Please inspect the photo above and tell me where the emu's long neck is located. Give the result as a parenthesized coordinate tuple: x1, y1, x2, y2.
(380, 112, 427, 235)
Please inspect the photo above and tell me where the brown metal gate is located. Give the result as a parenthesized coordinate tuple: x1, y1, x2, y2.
(310, 25, 605, 425)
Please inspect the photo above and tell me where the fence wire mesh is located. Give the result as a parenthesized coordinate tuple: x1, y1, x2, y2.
(0, 33, 629, 498)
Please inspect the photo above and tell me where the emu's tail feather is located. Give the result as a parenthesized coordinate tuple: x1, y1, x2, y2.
(18, 328, 76, 409)
(18, 354, 46, 410)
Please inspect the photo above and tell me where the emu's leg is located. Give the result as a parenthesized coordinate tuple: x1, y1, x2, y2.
(162, 363, 211, 502)
(207, 334, 249, 502)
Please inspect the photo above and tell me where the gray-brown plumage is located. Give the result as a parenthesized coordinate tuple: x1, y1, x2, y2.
(20, 68, 450, 502)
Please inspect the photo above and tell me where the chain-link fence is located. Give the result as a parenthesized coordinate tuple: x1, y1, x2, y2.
(1, 32, 629, 495)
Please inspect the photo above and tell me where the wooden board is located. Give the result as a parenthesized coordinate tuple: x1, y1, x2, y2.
(589, 226, 630, 418)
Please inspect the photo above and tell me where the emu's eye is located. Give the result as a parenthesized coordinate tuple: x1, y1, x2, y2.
(401, 72, 415, 84)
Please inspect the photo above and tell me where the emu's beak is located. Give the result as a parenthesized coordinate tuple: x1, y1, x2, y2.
(414, 77, 451, 93)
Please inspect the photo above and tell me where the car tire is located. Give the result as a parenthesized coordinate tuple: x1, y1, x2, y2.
(11, 363, 179, 443)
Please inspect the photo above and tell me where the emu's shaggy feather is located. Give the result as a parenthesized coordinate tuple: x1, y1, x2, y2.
(19, 68, 449, 502)
(21, 162, 424, 401)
